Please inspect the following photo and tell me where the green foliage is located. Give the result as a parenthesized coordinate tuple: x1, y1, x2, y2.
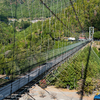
(10, 20, 31, 30)
(84, 77, 94, 94)
(0, 0, 68, 19)
(93, 47, 100, 57)
(0, 78, 8, 85)
(48, 46, 100, 94)
(93, 31, 100, 39)
(0, 15, 8, 23)
(0, 22, 15, 45)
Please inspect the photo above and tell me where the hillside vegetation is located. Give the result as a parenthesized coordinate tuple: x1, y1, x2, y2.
(47, 46, 100, 95)
(0, 0, 68, 19)
(0, 0, 100, 81)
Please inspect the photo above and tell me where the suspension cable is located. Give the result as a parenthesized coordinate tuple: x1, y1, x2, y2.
(40, 0, 72, 33)
(69, 0, 83, 31)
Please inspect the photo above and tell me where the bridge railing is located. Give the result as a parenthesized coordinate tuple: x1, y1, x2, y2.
(0, 40, 90, 100)
(0, 41, 85, 86)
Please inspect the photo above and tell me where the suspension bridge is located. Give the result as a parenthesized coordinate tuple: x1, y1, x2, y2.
(0, 0, 100, 100)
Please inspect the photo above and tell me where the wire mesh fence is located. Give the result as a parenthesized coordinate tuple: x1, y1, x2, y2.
(0, 0, 100, 100)
(38, 42, 100, 100)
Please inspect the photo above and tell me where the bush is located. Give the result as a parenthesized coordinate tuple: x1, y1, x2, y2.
(94, 31, 100, 39)
(0, 68, 4, 75)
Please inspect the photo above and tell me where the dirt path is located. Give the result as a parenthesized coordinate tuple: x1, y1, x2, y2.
(0, 75, 6, 78)
(19, 85, 95, 100)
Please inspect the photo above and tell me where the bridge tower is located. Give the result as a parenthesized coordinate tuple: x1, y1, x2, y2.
(89, 27, 94, 41)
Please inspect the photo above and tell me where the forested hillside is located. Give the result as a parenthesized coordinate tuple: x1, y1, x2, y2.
(46, 46, 100, 95)
(0, 0, 100, 81)
(93, 41, 100, 57)
(0, 0, 68, 19)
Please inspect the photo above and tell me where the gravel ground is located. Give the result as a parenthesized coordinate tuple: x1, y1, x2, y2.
(19, 84, 95, 100)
